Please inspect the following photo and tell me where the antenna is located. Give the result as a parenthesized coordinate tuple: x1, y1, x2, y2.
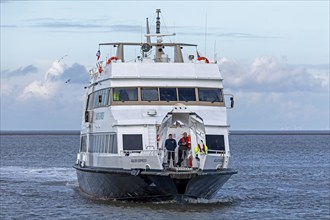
(214, 40, 217, 64)
(204, 12, 207, 57)
(140, 21, 143, 43)
(146, 18, 151, 44)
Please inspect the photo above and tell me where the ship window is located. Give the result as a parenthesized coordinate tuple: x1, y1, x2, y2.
(88, 88, 110, 109)
(87, 93, 93, 110)
(160, 88, 177, 101)
(206, 135, 225, 151)
(141, 88, 159, 101)
(198, 88, 223, 102)
(113, 88, 138, 102)
(123, 134, 143, 151)
(80, 135, 87, 152)
(88, 133, 117, 153)
(178, 88, 196, 101)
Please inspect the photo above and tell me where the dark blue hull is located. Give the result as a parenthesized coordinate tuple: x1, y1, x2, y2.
(74, 166, 237, 200)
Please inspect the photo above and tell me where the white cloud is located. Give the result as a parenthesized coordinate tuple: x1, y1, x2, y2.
(17, 61, 65, 101)
(1, 59, 89, 103)
(44, 60, 66, 81)
(19, 80, 59, 100)
(15, 60, 88, 101)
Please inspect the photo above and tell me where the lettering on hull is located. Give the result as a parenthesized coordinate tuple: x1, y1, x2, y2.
(131, 159, 147, 163)
(95, 112, 104, 120)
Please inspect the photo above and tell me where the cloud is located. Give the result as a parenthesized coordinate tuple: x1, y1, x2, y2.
(0, 24, 17, 28)
(44, 61, 66, 81)
(19, 80, 59, 100)
(1, 83, 13, 96)
(2, 65, 38, 78)
(33, 21, 105, 29)
(0, 0, 13, 4)
(18, 60, 88, 101)
(221, 56, 329, 130)
(32, 21, 142, 33)
(60, 63, 89, 84)
(18, 61, 65, 101)
(220, 56, 329, 93)
(3, 15, 276, 38)
(178, 31, 277, 39)
(110, 25, 142, 33)
(227, 91, 329, 130)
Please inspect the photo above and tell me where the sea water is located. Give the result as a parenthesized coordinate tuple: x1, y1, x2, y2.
(0, 133, 329, 219)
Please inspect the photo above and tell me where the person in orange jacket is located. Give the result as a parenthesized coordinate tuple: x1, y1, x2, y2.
(176, 132, 190, 167)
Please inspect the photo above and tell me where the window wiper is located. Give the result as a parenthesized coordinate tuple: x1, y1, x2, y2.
(211, 95, 220, 103)
(161, 94, 170, 102)
(179, 94, 188, 102)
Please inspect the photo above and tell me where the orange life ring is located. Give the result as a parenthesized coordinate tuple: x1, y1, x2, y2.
(98, 66, 103, 73)
(197, 56, 209, 63)
(107, 56, 119, 64)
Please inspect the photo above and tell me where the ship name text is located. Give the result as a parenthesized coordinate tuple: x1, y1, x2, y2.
(95, 112, 104, 120)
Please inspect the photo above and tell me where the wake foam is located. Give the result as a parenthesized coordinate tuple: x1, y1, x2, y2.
(0, 166, 77, 183)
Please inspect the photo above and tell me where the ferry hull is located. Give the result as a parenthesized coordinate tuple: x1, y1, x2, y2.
(74, 166, 237, 200)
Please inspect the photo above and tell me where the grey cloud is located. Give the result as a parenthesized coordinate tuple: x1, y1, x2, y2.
(293, 64, 329, 70)
(33, 21, 105, 29)
(220, 56, 329, 93)
(215, 32, 277, 39)
(110, 25, 142, 33)
(0, 0, 13, 3)
(178, 31, 277, 39)
(0, 24, 17, 28)
(2, 65, 38, 78)
(16, 17, 276, 39)
(33, 22, 143, 33)
(60, 63, 88, 84)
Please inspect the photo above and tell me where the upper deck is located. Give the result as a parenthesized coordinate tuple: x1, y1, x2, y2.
(89, 62, 223, 87)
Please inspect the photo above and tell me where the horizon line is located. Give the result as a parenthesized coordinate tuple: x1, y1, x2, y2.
(0, 130, 329, 135)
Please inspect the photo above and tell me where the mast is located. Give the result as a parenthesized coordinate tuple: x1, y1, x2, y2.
(156, 9, 161, 34)
(155, 9, 164, 62)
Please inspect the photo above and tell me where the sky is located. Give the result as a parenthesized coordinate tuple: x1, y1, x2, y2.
(1, 0, 329, 130)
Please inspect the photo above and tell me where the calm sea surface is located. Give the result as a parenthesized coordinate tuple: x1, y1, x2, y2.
(1, 134, 329, 219)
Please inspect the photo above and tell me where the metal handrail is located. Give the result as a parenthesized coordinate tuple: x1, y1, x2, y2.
(207, 149, 225, 155)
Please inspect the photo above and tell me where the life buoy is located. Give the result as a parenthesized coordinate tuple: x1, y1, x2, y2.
(98, 66, 103, 73)
(197, 56, 209, 63)
(107, 56, 119, 64)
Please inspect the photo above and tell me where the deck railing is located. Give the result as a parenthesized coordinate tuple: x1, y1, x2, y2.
(208, 149, 225, 155)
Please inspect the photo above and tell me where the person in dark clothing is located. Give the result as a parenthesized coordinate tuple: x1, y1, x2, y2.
(119, 89, 129, 101)
(176, 132, 191, 167)
(165, 134, 177, 166)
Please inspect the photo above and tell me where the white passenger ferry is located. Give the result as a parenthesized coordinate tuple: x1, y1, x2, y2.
(74, 9, 237, 200)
